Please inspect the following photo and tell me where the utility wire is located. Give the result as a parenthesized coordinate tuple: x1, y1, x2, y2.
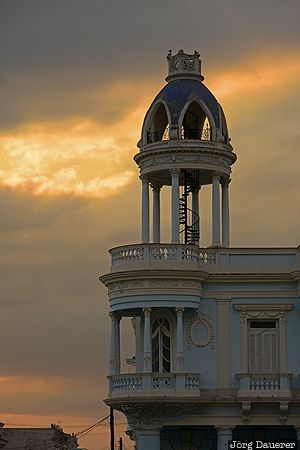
(76, 414, 110, 437)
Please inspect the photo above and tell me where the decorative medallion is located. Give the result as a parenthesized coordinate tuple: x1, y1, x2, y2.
(187, 312, 215, 349)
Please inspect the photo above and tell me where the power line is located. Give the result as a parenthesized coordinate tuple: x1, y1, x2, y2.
(76, 414, 110, 438)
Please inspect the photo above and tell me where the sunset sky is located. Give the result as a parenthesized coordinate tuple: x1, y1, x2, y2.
(1, 1, 300, 449)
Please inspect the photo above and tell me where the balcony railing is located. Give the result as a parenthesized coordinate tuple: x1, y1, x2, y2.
(108, 245, 300, 272)
(236, 373, 292, 398)
(181, 127, 212, 141)
(108, 372, 201, 398)
(110, 243, 216, 271)
(147, 129, 169, 143)
(146, 127, 212, 144)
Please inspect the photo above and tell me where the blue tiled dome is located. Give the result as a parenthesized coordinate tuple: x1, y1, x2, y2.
(149, 79, 221, 129)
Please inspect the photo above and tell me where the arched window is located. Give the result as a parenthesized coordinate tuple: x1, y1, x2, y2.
(181, 101, 211, 140)
(151, 316, 171, 373)
(147, 103, 169, 143)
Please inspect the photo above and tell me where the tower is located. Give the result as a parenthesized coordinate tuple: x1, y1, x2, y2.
(136, 49, 236, 248)
(100, 51, 300, 450)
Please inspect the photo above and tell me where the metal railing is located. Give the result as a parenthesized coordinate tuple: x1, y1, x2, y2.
(181, 127, 212, 141)
(146, 126, 212, 143)
(147, 128, 169, 143)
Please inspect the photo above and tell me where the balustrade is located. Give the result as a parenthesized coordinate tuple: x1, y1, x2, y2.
(236, 373, 292, 398)
(110, 243, 216, 268)
(250, 374, 280, 391)
(109, 373, 201, 398)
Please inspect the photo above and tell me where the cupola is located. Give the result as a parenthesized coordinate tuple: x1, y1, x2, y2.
(134, 50, 237, 248)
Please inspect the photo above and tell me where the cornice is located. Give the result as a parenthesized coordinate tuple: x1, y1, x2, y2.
(203, 271, 298, 282)
(134, 143, 236, 164)
(100, 269, 300, 287)
(202, 291, 298, 299)
(234, 303, 293, 312)
(100, 269, 210, 286)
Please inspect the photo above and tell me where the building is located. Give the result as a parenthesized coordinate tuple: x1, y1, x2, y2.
(2, 423, 78, 450)
(0, 422, 8, 448)
(100, 50, 300, 450)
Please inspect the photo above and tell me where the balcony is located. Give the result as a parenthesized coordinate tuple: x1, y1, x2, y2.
(109, 245, 300, 273)
(236, 373, 292, 399)
(108, 372, 201, 399)
(109, 243, 216, 272)
(146, 127, 212, 144)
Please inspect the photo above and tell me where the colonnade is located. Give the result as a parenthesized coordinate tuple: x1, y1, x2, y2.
(109, 308, 185, 375)
(140, 170, 230, 247)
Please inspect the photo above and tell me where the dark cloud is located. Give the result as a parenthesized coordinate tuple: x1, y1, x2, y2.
(0, 1, 300, 437)
(0, 183, 139, 384)
(0, 0, 300, 128)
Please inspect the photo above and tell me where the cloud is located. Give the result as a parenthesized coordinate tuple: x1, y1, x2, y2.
(209, 53, 300, 99)
(1, 0, 299, 130)
(0, 117, 138, 197)
(0, 4, 300, 450)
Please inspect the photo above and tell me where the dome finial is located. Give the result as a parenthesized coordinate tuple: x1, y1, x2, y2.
(166, 49, 204, 82)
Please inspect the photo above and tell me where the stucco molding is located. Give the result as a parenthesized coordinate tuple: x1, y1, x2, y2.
(117, 402, 199, 428)
(187, 312, 215, 350)
(137, 150, 233, 177)
(103, 272, 205, 299)
(234, 303, 293, 373)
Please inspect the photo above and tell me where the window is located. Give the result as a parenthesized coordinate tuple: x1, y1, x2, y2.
(248, 320, 278, 374)
(151, 316, 171, 373)
(234, 303, 292, 375)
(146, 103, 169, 143)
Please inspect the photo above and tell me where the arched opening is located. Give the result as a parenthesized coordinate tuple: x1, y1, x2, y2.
(181, 101, 211, 140)
(147, 103, 169, 144)
(152, 315, 172, 372)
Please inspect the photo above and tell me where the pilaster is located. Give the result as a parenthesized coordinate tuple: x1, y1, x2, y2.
(217, 299, 231, 388)
(143, 308, 152, 373)
(175, 307, 184, 372)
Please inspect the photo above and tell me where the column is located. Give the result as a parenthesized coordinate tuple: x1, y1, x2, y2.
(175, 307, 184, 371)
(212, 172, 221, 246)
(222, 178, 230, 247)
(143, 308, 152, 372)
(109, 312, 121, 375)
(192, 187, 200, 245)
(216, 427, 233, 450)
(140, 175, 149, 243)
(151, 184, 162, 243)
(171, 169, 180, 243)
(138, 429, 160, 450)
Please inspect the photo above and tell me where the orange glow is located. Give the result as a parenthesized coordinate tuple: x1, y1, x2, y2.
(1, 53, 299, 199)
(209, 52, 300, 98)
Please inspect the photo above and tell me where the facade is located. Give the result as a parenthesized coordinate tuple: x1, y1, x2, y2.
(2, 423, 78, 450)
(100, 50, 300, 450)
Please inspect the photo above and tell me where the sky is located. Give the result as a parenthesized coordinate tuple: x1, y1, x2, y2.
(1, 0, 300, 449)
